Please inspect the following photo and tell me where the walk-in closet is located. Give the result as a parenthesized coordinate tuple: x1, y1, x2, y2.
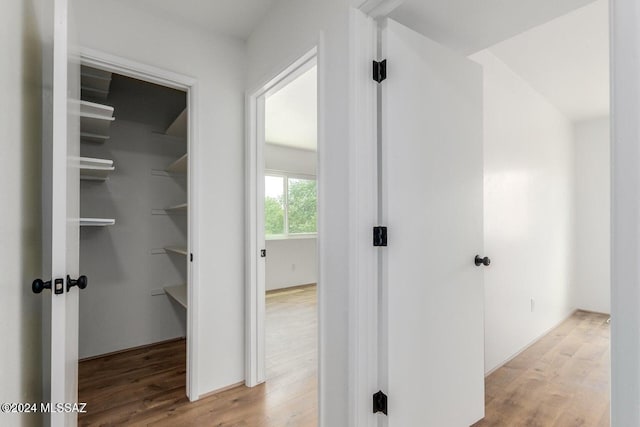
(77, 64, 190, 399)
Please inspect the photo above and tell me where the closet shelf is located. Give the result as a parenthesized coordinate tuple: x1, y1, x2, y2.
(81, 132, 110, 144)
(80, 157, 115, 181)
(81, 66, 112, 100)
(80, 218, 115, 227)
(165, 203, 188, 213)
(164, 246, 188, 256)
(164, 284, 187, 309)
(166, 153, 187, 173)
(81, 100, 115, 138)
(165, 108, 187, 138)
(82, 87, 109, 99)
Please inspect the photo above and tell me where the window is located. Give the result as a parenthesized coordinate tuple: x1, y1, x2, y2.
(265, 172, 317, 238)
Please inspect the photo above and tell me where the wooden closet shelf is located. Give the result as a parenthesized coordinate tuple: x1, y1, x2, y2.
(81, 66, 112, 100)
(165, 203, 188, 212)
(80, 157, 114, 181)
(81, 132, 110, 144)
(81, 100, 114, 118)
(164, 246, 188, 256)
(80, 218, 115, 227)
(81, 100, 115, 137)
(164, 285, 187, 309)
(81, 86, 109, 100)
(165, 108, 186, 138)
(166, 153, 187, 173)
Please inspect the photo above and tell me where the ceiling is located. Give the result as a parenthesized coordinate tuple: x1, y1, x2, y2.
(113, 0, 607, 123)
(487, 0, 609, 121)
(389, 0, 597, 55)
(118, 0, 596, 50)
(113, 0, 277, 40)
(265, 66, 317, 151)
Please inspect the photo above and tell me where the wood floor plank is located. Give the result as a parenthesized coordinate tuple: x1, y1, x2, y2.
(474, 311, 610, 427)
(79, 296, 608, 426)
(79, 286, 318, 426)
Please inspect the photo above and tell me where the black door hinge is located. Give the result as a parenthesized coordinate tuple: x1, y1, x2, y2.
(260, 249, 267, 258)
(373, 390, 388, 415)
(373, 226, 387, 247)
(373, 59, 387, 83)
(190, 253, 193, 262)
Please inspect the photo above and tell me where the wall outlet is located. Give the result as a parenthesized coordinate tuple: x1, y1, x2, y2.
(530, 298, 535, 312)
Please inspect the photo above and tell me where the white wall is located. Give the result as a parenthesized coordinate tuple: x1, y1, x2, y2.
(265, 143, 317, 291)
(0, 0, 43, 425)
(574, 116, 610, 314)
(265, 143, 316, 175)
(471, 51, 576, 374)
(248, 0, 351, 424)
(266, 238, 317, 290)
(73, 0, 246, 396)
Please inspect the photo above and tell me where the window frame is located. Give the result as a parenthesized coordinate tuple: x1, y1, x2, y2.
(264, 169, 317, 240)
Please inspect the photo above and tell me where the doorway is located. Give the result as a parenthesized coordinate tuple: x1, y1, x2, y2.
(356, 0, 611, 425)
(75, 50, 200, 412)
(263, 64, 318, 420)
(468, 2, 611, 423)
(245, 48, 319, 424)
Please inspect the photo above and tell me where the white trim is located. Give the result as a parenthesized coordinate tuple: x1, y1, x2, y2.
(79, 48, 201, 401)
(358, 0, 405, 18)
(265, 169, 317, 180)
(611, 0, 639, 424)
(266, 234, 317, 241)
(246, 48, 318, 100)
(80, 48, 196, 89)
(483, 309, 578, 377)
(245, 45, 319, 390)
(245, 85, 266, 387)
(348, 8, 380, 427)
(316, 34, 327, 427)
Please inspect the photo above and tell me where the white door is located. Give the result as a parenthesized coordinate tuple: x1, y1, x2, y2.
(381, 18, 485, 426)
(38, 0, 81, 425)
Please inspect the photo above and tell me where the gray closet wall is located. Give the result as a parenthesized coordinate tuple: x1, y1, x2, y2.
(79, 75, 187, 359)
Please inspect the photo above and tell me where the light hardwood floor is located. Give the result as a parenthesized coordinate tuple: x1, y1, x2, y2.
(473, 310, 610, 427)
(78, 285, 318, 426)
(79, 294, 608, 426)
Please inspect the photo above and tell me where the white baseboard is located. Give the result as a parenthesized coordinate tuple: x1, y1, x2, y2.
(484, 308, 579, 377)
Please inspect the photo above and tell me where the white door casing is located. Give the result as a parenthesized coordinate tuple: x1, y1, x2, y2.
(41, 0, 81, 425)
(381, 18, 485, 426)
(245, 48, 317, 387)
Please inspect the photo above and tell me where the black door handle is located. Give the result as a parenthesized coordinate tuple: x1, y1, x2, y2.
(475, 255, 491, 266)
(32, 278, 64, 294)
(67, 275, 88, 292)
(32, 279, 51, 294)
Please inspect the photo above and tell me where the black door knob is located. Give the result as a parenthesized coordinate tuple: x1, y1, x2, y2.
(32, 279, 51, 294)
(475, 255, 491, 266)
(32, 278, 65, 294)
(67, 275, 88, 292)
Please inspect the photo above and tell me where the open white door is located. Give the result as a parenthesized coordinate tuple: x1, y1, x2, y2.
(39, 0, 81, 425)
(381, 18, 485, 426)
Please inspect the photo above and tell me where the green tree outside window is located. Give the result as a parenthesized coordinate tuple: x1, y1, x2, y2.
(265, 175, 317, 236)
(287, 178, 317, 233)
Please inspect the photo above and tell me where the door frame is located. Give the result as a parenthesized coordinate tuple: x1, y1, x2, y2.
(611, 0, 640, 424)
(347, 7, 380, 427)
(245, 46, 319, 387)
(79, 47, 201, 401)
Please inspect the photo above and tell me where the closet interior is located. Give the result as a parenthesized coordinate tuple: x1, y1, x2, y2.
(78, 65, 190, 380)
